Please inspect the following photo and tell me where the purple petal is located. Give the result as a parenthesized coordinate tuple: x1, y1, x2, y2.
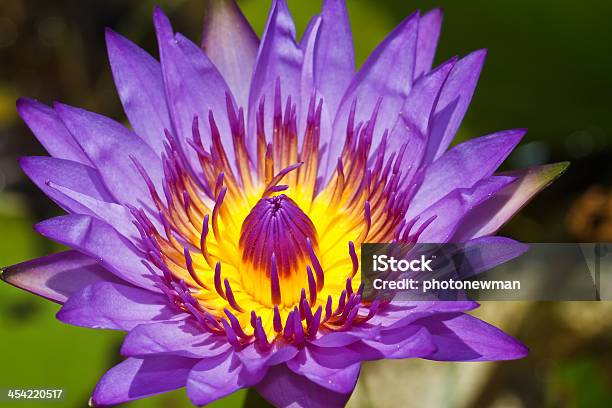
(301, 15, 319, 46)
(105, 29, 170, 155)
(57, 281, 181, 330)
(424, 49, 487, 163)
(1, 251, 119, 304)
(187, 351, 265, 406)
(19, 156, 114, 214)
(324, 12, 419, 181)
(453, 236, 529, 279)
(46, 183, 138, 240)
(121, 319, 230, 358)
(355, 325, 435, 359)
(410, 129, 525, 216)
(413, 176, 517, 243)
(308, 324, 380, 347)
(420, 313, 529, 361)
(237, 343, 299, 373)
(248, 0, 303, 157)
(314, 0, 355, 117)
(454, 162, 570, 240)
(388, 58, 455, 185)
(54, 103, 163, 209)
(414, 9, 443, 79)
(256, 364, 353, 408)
(91, 356, 197, 406)
(397, 58, 455, 144)
(35, 214, 158, 290)
(201, 0, 259, 108)
(370, 300, 479, 329)
(286, 347, 361, 393)
(299, 16, 322, 135)
(299, 18, 335, 158)
(16, 98, 91, 165)
(297, 326, 433, 368)
(153, 8, 236, 173)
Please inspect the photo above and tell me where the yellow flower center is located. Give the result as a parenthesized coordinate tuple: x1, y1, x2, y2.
(133, 93, 405, 343)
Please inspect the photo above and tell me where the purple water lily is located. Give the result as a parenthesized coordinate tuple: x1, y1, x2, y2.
(2, 0, 567, 406)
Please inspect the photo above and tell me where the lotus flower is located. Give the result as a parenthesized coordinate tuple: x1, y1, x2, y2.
(1, 0, 567, 406)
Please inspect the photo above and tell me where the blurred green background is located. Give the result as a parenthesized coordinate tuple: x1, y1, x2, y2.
(0, 0, 611, 407)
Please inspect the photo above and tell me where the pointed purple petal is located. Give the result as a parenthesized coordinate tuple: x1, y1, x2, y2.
(54, 103, 163, 209)
(121, 319, 230, 358)
(424, 49, 487, 163)
(299, 17, 335, 156)
(413, 176, 517, 243)
(154, 8, 236, 172)
(236, 343, 299, 372)
(454, 236, 529, 279)
(324, 12, 419, 181)
(1, 251, 119, 304)
(57, 281, 182, 330)
(410, 129, 525, 216)
(388, 58, 455, 184)
(308, 325, 379, 347)
(256, 364, 353, 408)
(201, 0, 259, 108)
(286, 347, 361, 393)
(21, 156, 140, 243)
(304, 326, 432, 364)
(355, 325, 435, 360)
(91, 356, 197, 406)
(420, 313, 529, 361)
(399, 58, 455, 143)
(35, 214, 159, 290)
(414, 9, 443, 79)
(16, 98, 91, 165)
(248, 0, 303, 156)
(301, 15, 319, 46)
(46, 182, 138, 240)
(314, 0, 355, 117)
(187, 351, 265, 406)
(299, 17, 321, 129)
(454, 162, 570, 240)
(105, 29, 171, 155)
(369, 300, 479, 329)
(19, 156, 114, 214)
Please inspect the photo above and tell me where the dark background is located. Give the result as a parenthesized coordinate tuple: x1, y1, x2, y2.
(1, 1, 611, 407)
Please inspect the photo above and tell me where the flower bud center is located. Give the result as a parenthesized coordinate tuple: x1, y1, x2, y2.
(239, 194, 318, 305)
